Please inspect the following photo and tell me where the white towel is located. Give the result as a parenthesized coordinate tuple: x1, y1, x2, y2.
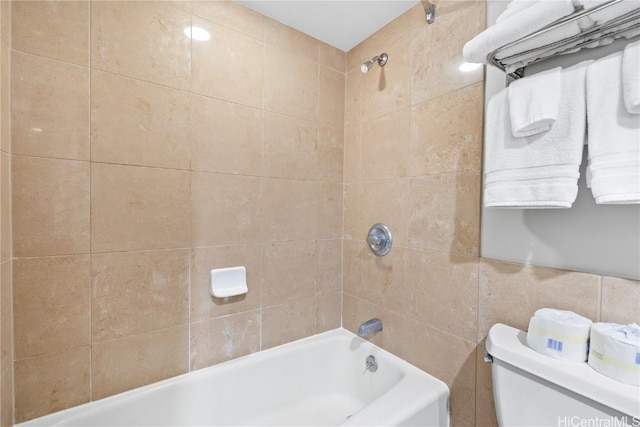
(581, 0, 640, 26)
(463, 0, 577, 64)
(508, 67, 562, 137)
(623, 40, 640, 114)
(484, 61, 591, 208)
(586, 51, 640, 204)
(496, 0, 538, 23)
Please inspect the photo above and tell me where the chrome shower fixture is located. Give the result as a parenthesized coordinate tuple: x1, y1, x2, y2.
(360, 53, 388, 73)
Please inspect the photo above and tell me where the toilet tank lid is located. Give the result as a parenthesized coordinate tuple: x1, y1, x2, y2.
(486, 323, 640, 419)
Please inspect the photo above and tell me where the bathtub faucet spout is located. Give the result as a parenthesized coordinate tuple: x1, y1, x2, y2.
(357, 318, 383, 337)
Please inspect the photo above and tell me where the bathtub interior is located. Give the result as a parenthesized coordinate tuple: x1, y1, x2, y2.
(18, 329, 448, 427)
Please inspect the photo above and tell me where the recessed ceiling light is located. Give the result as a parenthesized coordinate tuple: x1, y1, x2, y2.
(459, 62, 482, 72)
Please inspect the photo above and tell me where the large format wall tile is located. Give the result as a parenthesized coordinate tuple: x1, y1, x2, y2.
(91, 1, 191, 90)
(262, 240, 317, 307)
(406, 248, 479, 342)
(191, 17, 263, 107)
(191, 172, 262, 247)
(264, 45, 318, 121)
(478, 260, 602, 342)
(92, 250, 189, 342)
(1, 153, 10, 262)
(12, 1, 89, 66)
(12, 156, 90, 257)
(0, 262, 12, 376)
(263, 178, 317, 241)
(91, 71, 190, 169)
(262, 298, 315, 349)
(319, 66, 345, 130)
(190, 310, 261, 370)
(191, 1, 264, 41)
(601, 276, 640, 324)
(11, 52, 89, 161)
(360, 108, 409, 181)
(407, 173, 481, 257)
(264, 19, 319, 62)
(91, 326, 188, 400)
(14, 347, 90, 423)
(264, 112, 319, 180)
(190, 94, 262, 175)
(13, 255, 90, 359)
(91, 163, 190, 253)
(409, 83, 483, 176)
(411, 1, 484, 105)
(190, 244, 263, 322)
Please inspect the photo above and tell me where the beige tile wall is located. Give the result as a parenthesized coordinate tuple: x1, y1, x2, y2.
(0, 0, 11, 425)
(343, 3, 640, 427)
(5, 1, 640, 426)
(9, 1, 344, 423)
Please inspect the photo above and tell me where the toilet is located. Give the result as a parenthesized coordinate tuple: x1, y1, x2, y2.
(486, 323, 640, 426)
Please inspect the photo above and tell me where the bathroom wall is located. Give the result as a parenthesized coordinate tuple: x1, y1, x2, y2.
(9, 1, 344, 423)
(342, 2, 640, 426)
(0, 1, 12, 426)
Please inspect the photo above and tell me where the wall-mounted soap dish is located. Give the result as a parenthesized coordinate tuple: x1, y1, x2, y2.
(210, 266, 248, 298)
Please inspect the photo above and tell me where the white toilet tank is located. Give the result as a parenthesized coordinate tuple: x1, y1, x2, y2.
(486, 323, 640, 427)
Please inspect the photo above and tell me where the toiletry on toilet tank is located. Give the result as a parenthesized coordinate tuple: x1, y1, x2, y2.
(526, 308, 593, 362)
(588, 323, 640, 386)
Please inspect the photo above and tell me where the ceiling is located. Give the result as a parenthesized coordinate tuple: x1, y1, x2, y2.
(237, 1, 420, 52)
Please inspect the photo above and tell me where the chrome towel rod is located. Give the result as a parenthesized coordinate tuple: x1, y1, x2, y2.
(487, 0, 640, 79)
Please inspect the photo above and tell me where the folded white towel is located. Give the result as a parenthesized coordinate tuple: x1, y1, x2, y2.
(586, 51, 640, 204)
(496, 0, 538, 23)
(581, 0, 640, 25)
(463, 0, 577, 64)
(623, 40, 640, 114)
(484, 61, 590, 208)
(508, 67, 562, 137)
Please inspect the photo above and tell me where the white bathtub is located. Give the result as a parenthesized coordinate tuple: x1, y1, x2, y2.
(19, 328, 450, 426)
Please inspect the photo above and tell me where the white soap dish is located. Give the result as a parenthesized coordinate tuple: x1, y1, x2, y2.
(209, 266, 248, 298)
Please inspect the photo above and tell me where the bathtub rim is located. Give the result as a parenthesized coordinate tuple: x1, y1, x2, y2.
(17, 327, 450, 427)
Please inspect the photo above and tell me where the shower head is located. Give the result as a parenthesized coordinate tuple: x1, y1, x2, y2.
(360, 53, 388, 73)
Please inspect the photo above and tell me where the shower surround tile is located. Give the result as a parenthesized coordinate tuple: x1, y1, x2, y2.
(406, 248, 479, 342)
(91, 163, 190, 253)
(11, 52, 89, 161)
(360, 36, 411, 121)
(191, 1, 265, 41)
(14, 346, 90, 423)
(264, 19, 319, 62)
(319, 42, 346, 72)
(1, 153, 10, 262)
(407, 172, 481, 257)
(191, 17, 263, 108)
(11, 1, 89, 66)
(13, 255, 90, 359)
(410, 1, 485, 105)
(190, 311, 261, 370)
(478, 259, 602, 342)
(190, 244, 263, 322)
(264, 45, 319, 121)
(91, 250, 189, 342)
(90, 70, 190, 170)
(190, 94, 263, 176)
(190, 172, 263, 247)
(262, 178, 318, 242)
(91, 325, 189, 400)
(262, 298, 316, 350)
(360, 108, 410, 181)
(0, 262, 12, 375)
(315, 292, 342, 333)
(262, 240, 317, 307)
(263, 112, 319, 180)
(601, 276, 640, 324)
(91, 1, 191, 90)
(409, 83, 483, 176)
(319, 66, 346, 130)
(12, 156, 90, 257)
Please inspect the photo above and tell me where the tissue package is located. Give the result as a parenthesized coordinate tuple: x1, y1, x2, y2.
(588, 323, 640, 386)
(526, 308, 593, 362)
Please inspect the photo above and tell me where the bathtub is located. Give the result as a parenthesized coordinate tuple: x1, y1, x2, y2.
(19, 328, 450, 426)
